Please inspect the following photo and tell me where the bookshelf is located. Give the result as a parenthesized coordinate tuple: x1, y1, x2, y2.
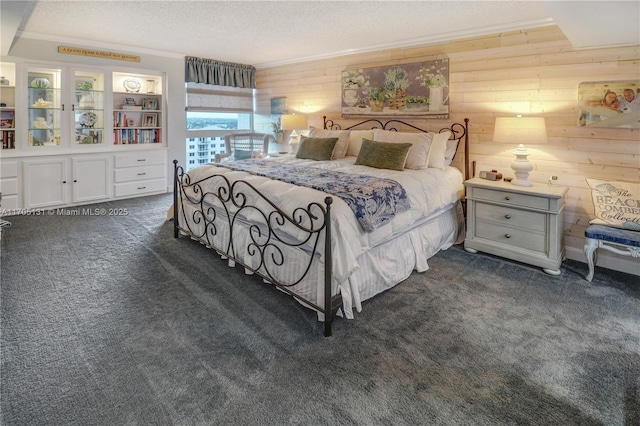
(112, 72, 162, 146)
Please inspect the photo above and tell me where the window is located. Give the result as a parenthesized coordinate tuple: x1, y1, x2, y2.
(185, 82, 254, 170)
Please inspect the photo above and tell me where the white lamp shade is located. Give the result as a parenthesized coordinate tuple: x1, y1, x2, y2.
(281, 114, 308, 131)
(493, 117, 547, 145)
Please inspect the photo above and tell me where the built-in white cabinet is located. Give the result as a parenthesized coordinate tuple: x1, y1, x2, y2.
(72, 156, 110, 203)
(0, 161, 19, 210)
(113, 150, 166, 198)
(23, 156, 109, 208)
(2, 150, 166, 213)
(2, 59, 165, 151)
(23, 158, 68, 208)
(0, 58, 168, 215)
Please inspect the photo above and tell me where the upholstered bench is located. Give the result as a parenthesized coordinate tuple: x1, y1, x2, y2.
(584, 224, 640, 282)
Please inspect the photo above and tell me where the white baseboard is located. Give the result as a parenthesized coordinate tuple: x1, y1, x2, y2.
(565, 247, 640, 277)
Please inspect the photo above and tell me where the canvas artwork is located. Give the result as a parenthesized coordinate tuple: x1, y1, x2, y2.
(341, 58, 449, 118)
(270, 97, 287, 119)
(577, 81, 640, 128)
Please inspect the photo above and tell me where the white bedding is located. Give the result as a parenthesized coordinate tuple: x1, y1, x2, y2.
(179, 155, 464, 318)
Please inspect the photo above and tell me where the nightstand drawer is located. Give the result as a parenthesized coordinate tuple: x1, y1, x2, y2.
(475, 221, 546, 253)
(474, 187, 549, 210)
(476, 202, 546, 232)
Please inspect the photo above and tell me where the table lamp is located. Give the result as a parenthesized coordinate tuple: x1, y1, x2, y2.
(493, 116, 548, 187)
(281, 113, 308, 153)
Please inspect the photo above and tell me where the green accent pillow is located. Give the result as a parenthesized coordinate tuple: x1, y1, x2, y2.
(295, 136, 339, 161)
(355, 139, 411, 171)
(233, 149, 253, 160)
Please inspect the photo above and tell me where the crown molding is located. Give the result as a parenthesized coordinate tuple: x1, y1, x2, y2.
(16, 31, 185, 60)
(255, 17, 556, 69)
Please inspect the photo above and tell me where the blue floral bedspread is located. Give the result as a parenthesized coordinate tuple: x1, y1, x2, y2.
(214, 160, 410, 232)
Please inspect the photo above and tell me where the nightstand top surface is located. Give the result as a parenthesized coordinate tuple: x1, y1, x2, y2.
(465, 177, 568, 198)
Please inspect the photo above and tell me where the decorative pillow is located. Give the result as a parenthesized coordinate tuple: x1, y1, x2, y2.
(295, 136, 339, 161)
(308, 127, 350, 159)
(347, 130, 375, 157)
(586, 178, 640, 230)
(372, 129, 432, 170)
(354, 139, 412, 171)
(233, 149, 252, 160)
(444, 138, 459, 166)
(428, 131, 451, 169)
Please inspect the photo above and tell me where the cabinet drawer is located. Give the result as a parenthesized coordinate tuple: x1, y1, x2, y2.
(114, 164, 165, 183)
(114, 179, 165, 197)
(0, 178, 18, 196)
(114, 150, 166, 168)
(475, 220, 546, 253)
(473, 187, 549, 210)
(476, 202, 546, 232)
(1, 161, 18, 179)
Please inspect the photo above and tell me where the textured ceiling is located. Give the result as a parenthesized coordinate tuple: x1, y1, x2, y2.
(10, 1, 640, 67)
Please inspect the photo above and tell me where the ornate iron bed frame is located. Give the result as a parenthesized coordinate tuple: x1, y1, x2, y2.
(173, 118, 469, 337)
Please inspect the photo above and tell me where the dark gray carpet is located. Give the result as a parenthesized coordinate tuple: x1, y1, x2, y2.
(1, 194, 638, 426)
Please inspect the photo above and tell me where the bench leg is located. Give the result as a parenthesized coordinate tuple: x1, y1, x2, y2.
(584, 237, 599, 282)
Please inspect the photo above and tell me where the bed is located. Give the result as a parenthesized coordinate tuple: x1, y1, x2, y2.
(173, 117, 469, 336)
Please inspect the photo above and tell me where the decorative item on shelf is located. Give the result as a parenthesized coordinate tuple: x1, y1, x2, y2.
(32, 98, 53, 108)
(32, 117, 51, 129)
(142, 97, 158, 110)
(76, 81, 93, 90)
(493, 115, 548, 187)
(146, 80, 156, 94)
(79, 112, 97, 128)
(0, 76, 10, 86)
(142, 113, 157, 127)
(281, 113, 308, 153)
(31, 77, 50, 88)
(123, 78, 141, 93)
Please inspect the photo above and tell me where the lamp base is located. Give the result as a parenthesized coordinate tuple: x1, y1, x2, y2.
(511, 144, 533, 187)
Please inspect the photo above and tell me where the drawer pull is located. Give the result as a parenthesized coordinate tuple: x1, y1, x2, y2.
(505, 196, 510, 201)
(137, 159, 146, 162)
(138, 186, 146, 190)
(137, 172, 146, 176)
(505, 214, 511, 219)
(505, 234, 512, 239)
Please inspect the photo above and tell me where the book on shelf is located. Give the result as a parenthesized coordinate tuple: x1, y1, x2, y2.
(121, 105, 142, 110)
(0, 110, 15, 128)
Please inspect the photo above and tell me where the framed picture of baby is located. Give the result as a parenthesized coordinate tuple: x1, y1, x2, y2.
(577, 81, 640, 128)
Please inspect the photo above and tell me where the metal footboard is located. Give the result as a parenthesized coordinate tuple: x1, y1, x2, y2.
(173, 160, 342, 336)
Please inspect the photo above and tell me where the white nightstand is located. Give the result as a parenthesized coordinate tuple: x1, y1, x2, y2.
(464, 178, 568, 275)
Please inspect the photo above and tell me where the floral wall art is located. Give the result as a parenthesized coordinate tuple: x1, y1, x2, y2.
(341, 58, 449, 118)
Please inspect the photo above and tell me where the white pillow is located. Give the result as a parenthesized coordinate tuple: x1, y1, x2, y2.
(444, 138, 459, 166)
(372, 129, 432, 169)
(347, 130, 374, 157)
(586, 178, 640, 230)
(308, 127, 350, 159)
(428, 131, 451, 169)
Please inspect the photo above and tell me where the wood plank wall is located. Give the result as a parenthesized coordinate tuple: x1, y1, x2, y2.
(255, 25, 640, 272)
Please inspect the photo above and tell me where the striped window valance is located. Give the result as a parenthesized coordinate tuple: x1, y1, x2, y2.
(185, 56, 256, 89)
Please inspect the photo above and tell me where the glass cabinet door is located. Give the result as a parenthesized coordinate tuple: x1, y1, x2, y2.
(73, 70, 104, 145)
(27, 67, 62, 147)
